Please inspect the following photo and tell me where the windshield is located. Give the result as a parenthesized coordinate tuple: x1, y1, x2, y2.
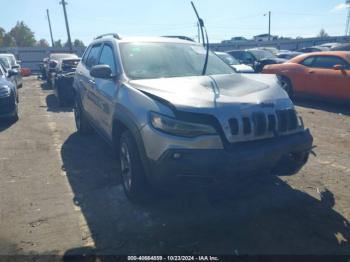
(216, 53, 240, 65)
(120, 42, 234, 80)
(249, 49, 276, 60)
(0, 57, 11, 69)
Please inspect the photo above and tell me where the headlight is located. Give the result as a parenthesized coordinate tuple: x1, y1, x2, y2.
(295, 111, 304, 128)
(0, 86, 11, 98)
(150, 112, 217, 138)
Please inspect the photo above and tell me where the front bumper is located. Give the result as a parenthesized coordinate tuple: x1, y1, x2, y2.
(146, 129, 313, 185)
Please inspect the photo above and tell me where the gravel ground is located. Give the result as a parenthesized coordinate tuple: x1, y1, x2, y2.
(0, 76, 349, 256)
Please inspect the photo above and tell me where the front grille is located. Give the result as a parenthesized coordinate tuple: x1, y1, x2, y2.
(252, 112, 267, 136)
(242, 117, 251, 134)
(228, 108, 299, 139)
(268, 114, 277, 132)
(277, 109, 298, 132)
(228, 118, 239, 135)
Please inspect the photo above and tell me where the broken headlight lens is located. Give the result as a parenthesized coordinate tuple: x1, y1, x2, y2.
(150, 112, 217, 138)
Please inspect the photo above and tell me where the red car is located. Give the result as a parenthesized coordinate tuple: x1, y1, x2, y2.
(263, 51, 350, 102)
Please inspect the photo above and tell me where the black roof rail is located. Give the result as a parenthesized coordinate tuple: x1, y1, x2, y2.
(95, 33, 121, 40)
(162, 36, 195, 42)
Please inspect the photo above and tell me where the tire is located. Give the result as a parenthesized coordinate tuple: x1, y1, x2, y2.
(10, 96, 19, 123)
(279, 76, 294, 98)
(119, 130, 152, 203)
(74, 99, 92, 135)
(57, 89, 66, 107)
(274, 152, 309, 176)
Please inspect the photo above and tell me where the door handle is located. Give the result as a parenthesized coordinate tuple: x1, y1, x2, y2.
(308, 70, 315, 74)
(89, 79, 96, 85)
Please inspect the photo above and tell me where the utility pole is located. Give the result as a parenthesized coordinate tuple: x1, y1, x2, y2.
(346, 0, 350, 36)
(46, 9, 55, 47)
(60, 0, 73, 52)
(264, 11, 272, 41)
(268, 11, 271, 41)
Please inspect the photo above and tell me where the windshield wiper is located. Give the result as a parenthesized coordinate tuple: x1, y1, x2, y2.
(191, 1, 210, 76)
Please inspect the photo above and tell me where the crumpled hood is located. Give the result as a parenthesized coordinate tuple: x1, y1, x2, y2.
(129, 73, 290, 111)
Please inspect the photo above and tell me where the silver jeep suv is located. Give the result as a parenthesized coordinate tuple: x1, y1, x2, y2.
(73, 34, 313, 201)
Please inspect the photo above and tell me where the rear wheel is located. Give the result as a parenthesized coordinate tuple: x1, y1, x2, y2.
(119, 130, 152, 203)
(74, 100, 92, 135)
(279, 76, 294, 98)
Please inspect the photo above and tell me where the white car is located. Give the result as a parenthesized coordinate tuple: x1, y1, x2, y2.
(215, 52, 255, 73)
(0, 53, 22, 88)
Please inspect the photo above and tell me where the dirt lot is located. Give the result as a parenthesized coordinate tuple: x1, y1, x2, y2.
(0, 76, 349, 256)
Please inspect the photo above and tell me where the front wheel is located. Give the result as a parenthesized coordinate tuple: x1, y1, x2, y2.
(119, 130, 152, 203)
(279, 76, 294, 98)
(74, 100, 92, 135)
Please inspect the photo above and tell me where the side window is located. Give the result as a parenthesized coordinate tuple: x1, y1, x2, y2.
(99, 45, 117, 75)
(81, 46, 91, 65)
(86, 44, 101, 68)
(300, 57, 315, 67)
(244, 52, 255, 62)
(312, 56, 349, 69)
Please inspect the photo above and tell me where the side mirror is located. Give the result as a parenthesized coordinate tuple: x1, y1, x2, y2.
(333, 64, 344, 71)
(90, 65, 112, 79)
(49, 60, 58, 68)
(8, 69, 18, 77)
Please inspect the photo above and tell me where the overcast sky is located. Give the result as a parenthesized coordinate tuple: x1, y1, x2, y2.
(1, 0, 349, 45)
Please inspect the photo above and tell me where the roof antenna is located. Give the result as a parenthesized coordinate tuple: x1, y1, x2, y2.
(191, 1, 210, 76)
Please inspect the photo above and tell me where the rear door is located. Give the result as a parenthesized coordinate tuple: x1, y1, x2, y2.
(93, 43, 120, 140)
(307, 55, 350, 100)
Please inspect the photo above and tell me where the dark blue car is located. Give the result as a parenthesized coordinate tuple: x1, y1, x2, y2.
(0, 63, 18, 122)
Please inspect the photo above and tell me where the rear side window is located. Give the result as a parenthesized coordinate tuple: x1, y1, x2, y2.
(312, 56, 350, 69)
(86, 44, 101, 68)
(99, 45, 117, 75)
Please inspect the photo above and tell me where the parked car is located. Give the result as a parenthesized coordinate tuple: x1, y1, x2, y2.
(0, 63, 18, 121)
(215, 52, 254, 73)
(73, 34, 313, 201)
(0, 57, 20, 88)
(0, 53, 22, 88)
(40, 57, 49, 80)
(277, 51, 303, 60)
(253, 34, 278, 42)
(256, 47, 279, 55)
(262, 51, 350, 102)
(297, 46, 329, 53)
(52, 57, 80, 106)
(228, 49, 287, 72)
(0, 56, 22, 88)
(21, 68, 31, 77)
(320, 42, 342, 49)
(331, 43, 350, 51)
(46, 53, 79, 85)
